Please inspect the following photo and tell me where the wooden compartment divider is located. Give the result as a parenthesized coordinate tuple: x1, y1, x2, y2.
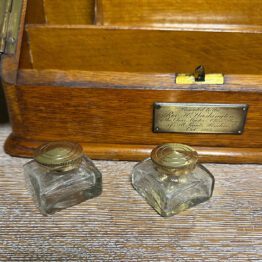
(20, 25, 262, 74)
(96, 0, 262, 27)
(25, 0, 95, 25)
(44, 0, 95, 25)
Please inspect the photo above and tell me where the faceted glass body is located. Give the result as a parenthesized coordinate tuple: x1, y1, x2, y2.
(132, 158, 214, 217)
(24, 156, 102, 215)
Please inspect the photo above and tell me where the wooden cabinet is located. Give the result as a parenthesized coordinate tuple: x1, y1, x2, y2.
(1, 0, 262, 163)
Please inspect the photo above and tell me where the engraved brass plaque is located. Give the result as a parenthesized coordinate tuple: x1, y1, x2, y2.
(153, 103, 248, 134)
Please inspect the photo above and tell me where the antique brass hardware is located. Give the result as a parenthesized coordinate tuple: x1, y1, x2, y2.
(153, 103, 248, 134)
(176, 65, 224, 85)
(0, 0, 23, 55)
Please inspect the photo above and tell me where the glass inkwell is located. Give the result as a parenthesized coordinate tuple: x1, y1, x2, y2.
(24, 142, 102, 215)
(132, 143, 215, 217)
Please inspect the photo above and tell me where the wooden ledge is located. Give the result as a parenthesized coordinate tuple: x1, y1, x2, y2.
(4, 133, 262, 163)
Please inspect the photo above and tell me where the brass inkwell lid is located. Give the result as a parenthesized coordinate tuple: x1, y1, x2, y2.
(151, 143, 198, 176)
(34, 142, 83, 171)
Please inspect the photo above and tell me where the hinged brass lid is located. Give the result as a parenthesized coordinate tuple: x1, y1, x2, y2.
(176, 65, 224, 85)
(34, 142, 84, 171)
(0, 0, 23, 55)
(151, 143, 198, 176)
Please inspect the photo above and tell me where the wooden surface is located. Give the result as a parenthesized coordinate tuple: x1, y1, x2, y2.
(96, 0, 262, 27)
(18, 33, 32, 69)
(17, 69, 262, 91)
(0, 124, 261, 261)
(23, 25, 262, 74)
(25, 0, 95, 24)
(4, 69, 262, 162)
(44, 0, 95, 25)
(25, 0, 45, 24)
(5, 134, 262, 164)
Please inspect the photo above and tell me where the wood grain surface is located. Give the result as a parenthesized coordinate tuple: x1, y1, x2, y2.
(44, 0, 95, 25)
(17, 69, 262, 91)
(25, 0, 45, 24)
(25, 25, 262, 74)
(96, 0, 262, 27)
(0, 124, 261, 261)
(4, 69, 262, 162)
(25, 0, 95, 25)
(18, 34, 32, 69)
(5, 83, 262, 148)
(5, 135, 262, 164)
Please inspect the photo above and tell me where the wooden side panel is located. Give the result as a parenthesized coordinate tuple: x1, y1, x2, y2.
(19, 33, 32, 69)
(97, 0, 262, 27)
(0, 82, 8, 123)
(25, 0, 45, 24)
(26, 26, 262, 74)
(6, 84, 262, 148)
(44, 0, 95, 24)
(3, 84, 23, 129)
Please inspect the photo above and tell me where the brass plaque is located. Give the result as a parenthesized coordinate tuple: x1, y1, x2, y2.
(153, 103, 248, 134)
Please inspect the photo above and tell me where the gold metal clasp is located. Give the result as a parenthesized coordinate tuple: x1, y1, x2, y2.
(176, 65, 224, 85)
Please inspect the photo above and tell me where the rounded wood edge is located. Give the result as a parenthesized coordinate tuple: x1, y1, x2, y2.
(4, 133, 262, 163)
(4, 133, 35, 157)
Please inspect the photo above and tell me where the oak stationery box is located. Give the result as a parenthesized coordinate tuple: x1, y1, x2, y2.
(0, 0, 262, 163)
